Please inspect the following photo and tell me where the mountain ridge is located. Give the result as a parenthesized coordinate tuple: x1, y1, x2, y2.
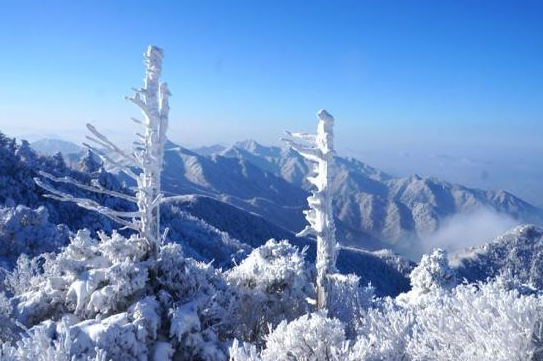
(201, 139, 543, 258)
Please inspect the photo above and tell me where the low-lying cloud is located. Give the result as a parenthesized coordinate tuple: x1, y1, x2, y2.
(422, 207, 519, 255)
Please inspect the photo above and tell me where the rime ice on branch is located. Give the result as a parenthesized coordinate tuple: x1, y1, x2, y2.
(35, 46, 171, 257)
(283, 109, 338, 311)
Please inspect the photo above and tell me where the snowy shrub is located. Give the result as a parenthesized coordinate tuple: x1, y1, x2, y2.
(397, 248, 456, 306)
(155, 243, 238, 361)
(230, 312, 348, 361)
(348, 299, 415, 361)
(0, 205, 69, 267)
(0, 322, 73, 361)
(3, 253, 49, 296)
(406, 277, 543, 361)
(0, 291, 19, 344)
(67, 301, 158, 360)
(10, 230, 148, 327)
(259, 312, 347, 361)
(327, 272, 374, 337)
(226, 239, 314, 344)
(5, 228, 240, 360)
(229, 339, 262, 361)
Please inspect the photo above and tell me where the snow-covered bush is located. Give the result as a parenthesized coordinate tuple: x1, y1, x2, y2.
(0, 291, 19, 345)
(261, 312, 347, 361)
(226, 239, 314, 344)
(156, 242, 239, 360)
(327, 272, 374, 337)
(230, 312, 347, 361)
(1, 322, 73, 361)
(5, 227, 241, 360)
(348, 299, 414, 361)
(12, 229, 148, 327)
(0, 205, 69, 267)
(3, 253, 49, 297)
(407, 277, 543, 361)
(397, 248, 456, 306)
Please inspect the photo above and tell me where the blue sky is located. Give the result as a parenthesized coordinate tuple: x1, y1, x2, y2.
(1, 0, 543, 203)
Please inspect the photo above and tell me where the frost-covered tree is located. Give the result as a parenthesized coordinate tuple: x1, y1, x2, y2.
(283, 109, 338, 311)
(397, 248, 456, 306)
(407, 277, 543, 361)
(35, 45, 171, 257)
(348, 299, 415, 361)
(230, 312, 348, 361)
(0, 291, 18, 345)
(326, 273, 374, 337)
(78, 149, 102, 174)
(226, 239, 314, 344)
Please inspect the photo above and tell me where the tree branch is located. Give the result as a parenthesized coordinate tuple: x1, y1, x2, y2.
(37, 171, 137, 203)
(82, 143, 140, 181)
(34, 177, 141, 230)
(86, 123, 138, 165)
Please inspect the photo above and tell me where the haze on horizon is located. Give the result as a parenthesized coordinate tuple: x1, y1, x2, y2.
(1, 0, 542, 206)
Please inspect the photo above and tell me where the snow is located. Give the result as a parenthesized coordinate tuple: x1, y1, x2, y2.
(152, 341, 174, 361)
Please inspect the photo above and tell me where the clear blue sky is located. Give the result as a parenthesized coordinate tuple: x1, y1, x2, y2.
(0, 1, 542, 160)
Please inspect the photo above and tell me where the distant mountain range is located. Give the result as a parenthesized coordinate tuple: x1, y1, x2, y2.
(201, 140, 543, 258)
(28, 137, 543, 260)
(30, 138, 82, 156)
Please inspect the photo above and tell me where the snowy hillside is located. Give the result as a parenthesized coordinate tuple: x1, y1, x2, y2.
(167, 195, 414, 296)
(451, 224, 543, 288)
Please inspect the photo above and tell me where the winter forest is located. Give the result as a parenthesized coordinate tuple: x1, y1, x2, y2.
(2, 3, 543, 360)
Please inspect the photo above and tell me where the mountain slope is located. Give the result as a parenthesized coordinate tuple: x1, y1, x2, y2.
(166, 194, 414, 296)
(30, 138, 82, 156)
(214, 140, 543, 258)
(161, 142, 308, 233)
(450, 225, 543, 288)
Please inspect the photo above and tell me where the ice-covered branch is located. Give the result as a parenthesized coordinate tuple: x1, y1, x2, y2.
(34, 177, 140, 231)
(85, 124, 139, 165)
(283, 109, 338, 311)
(38, 171, 137, 202)
(81, 143, 139, 180)
(284, 130, 317, 143)
(282, 139, 322, 162)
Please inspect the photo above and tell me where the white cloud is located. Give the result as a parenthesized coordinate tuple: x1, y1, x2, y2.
(422, 207, 519, 254)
